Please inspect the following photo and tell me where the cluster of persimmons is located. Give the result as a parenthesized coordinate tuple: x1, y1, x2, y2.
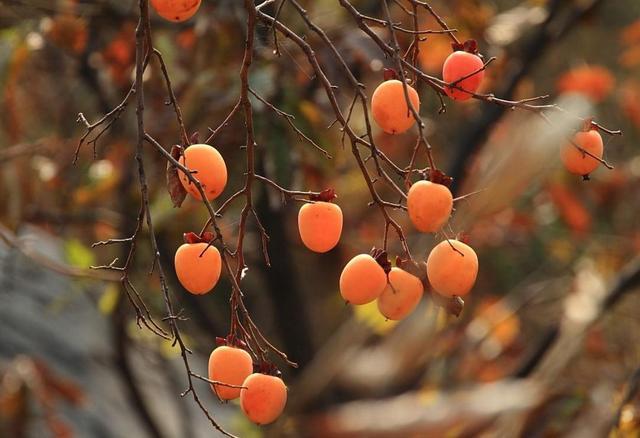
(152, 0, 608, 426)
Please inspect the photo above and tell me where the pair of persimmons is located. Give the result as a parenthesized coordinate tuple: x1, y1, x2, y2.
(207, 345, 286, 425)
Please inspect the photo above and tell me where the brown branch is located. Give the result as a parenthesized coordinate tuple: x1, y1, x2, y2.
(249, 87, 332, 158)
(131, 2, 233, 435)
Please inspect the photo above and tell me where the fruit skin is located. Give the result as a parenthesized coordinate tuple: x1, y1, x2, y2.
(179, 144, 228, 201)
(150, 0, 201, 22)
(339, 254, 388, 305)
(371, 80, 420, 134)
(174, 242, 221, 295)
(426, 239, 478, 297)
(208, 346, 253, 400)
(407, 181, 453, 233)
(298, 202, 343, 253)
(560, 130, 603, 176)
(240, 373, 287, 425)
(442, 51, 485, 101)
(377, 267, 424, 320)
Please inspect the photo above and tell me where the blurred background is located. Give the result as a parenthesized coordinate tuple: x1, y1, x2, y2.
(1, 0, 640, 436)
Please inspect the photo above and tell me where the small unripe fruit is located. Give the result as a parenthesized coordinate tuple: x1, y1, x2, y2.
(426, 239, 478, 297)
(377, 267, 424, 320)
(340, 254, 387, 305)
(442, 51, 484, 101)
(240, 373, 287, 425)
(179, 144, 228, 201)
(371, 80, 420, 135)
(150, 0, 201, 22)
(298, 202, 343, 253)
(561, 130, 603, 177)
(407, 181, 453, 233)
(208, 346, 253, 400)
(174, 242, 221, 294)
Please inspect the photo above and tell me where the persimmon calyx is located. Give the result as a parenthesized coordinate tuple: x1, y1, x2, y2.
(427, 168, 453, 186)
(215, 335, 248, 349)
(309, 188, 337, 202)
(370, 247, 392, 274)
(383, 68, 397, 81)
(452, 39, 479, 55)
(183, 231, 218, 244)
(256, 361, 282, 377)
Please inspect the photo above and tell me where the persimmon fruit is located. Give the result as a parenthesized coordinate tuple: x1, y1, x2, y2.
(377, 267, 424, 320)
(174, 242, 221, 295)
(208, 346, 253, 400)
(240, 373, 287, 425)
(298, 201, 343, 253)
(150, 0, 201, 22)
(442, 51, 484, 101)
(339, 254, 388, 305)
(371, 79, 420, 134)
(426, 239, 478, 297)
(178, 144, 228, 201)
(407, 181, 453, 233)
(560, 130, 603, 177)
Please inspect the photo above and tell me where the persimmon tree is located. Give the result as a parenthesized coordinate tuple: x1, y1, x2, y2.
(68, 0, 628, 434)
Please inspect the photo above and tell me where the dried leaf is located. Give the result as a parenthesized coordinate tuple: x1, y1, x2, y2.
(167, 145, 186, 208)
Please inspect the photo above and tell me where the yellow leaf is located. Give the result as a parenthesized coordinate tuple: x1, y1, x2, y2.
(98, 284, 120, 315)
(64, 238, 95, 268)
(160, 334, 194, 359)
(299, 100, 322, 126)
(353, 300, 397, 335)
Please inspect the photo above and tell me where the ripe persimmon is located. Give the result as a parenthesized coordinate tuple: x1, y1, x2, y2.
(339, 254, 387, 305)
(240, 373, 287, 425)
(298, 201, 343, 253)
(560, 130, 603, 177)
(426, 239, 478, 297)
(178, 144, 227, 201)
(377, 267, 424, 320)
(442, 51, 484, 101)
(150, 0, 201, 22)
(174, 242, 221, 295)
(407, 181, 453, 233)
(371, 79, 420, 134)
(208, 346, 253, 400)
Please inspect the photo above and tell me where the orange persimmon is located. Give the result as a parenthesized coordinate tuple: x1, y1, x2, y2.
(150, 0, 201, 22)
(407, 181, 453, 233)
(371, 80, 420, 134)
(208, 346, 253, 400)
(298, 201, 343, 253)
(560, 130, 603, 177)
(240, 373, 287, 425)
(174, 242, 221, 294)
(339, 254, 387, 305)
(426, 239, 478, 297)
(178, 144, 228, 201)
(377, 267, 424, 320)
(442, 51, 484, 101)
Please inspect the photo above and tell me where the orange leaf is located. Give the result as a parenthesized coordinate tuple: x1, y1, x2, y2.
(556, 65, 615, 103)
(547, 183, 591, 235)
